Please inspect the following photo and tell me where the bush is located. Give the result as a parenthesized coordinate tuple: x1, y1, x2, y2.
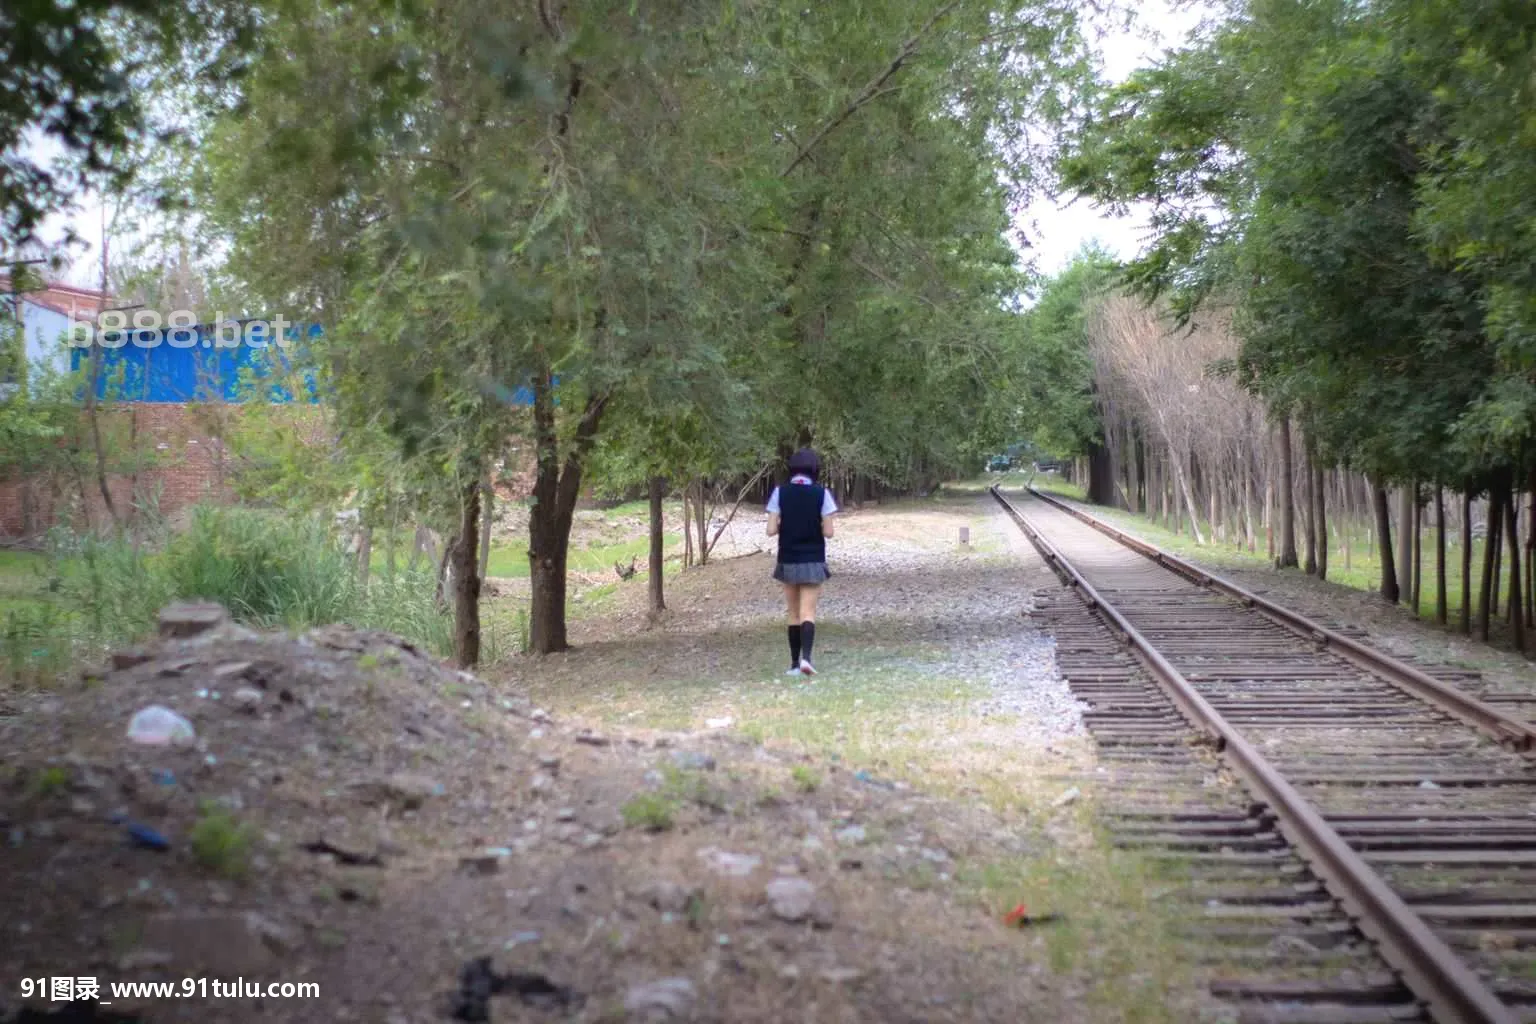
(38, 505, 474, 662)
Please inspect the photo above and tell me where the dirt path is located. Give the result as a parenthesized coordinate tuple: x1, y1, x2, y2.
(1, 494, 1218, 1024)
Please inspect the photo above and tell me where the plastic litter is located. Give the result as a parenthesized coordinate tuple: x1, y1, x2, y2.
(152, 769, 176, 786)
(126, 823, 170, 851)
(126, 705, 195, 746)
(1003, 903, 1061, 928)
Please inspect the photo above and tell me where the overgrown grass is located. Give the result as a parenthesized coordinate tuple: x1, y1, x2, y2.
(960, 841, 1208, 1024)
(1029, 476, 1518, 635)
(484, 534, 682, 579)
(1, 505, 506, 687)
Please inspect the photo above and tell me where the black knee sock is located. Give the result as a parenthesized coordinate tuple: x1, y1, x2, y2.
(801, 621, 816, 663)
(788, 624, 802, 667)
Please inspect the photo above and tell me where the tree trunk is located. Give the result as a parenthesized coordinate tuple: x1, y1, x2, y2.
(681, 487, 693, 567)
(1313, 460, 1327, 581)
(1243, 459, 1256, 553)
(356, 524, 373, 589)
(1129, 432, 1144, 513)
(527, 373, 611, 655)
(1526, 472, 1536, 631)
(694, 478, 709, 566)
(1373, 482, 1398, 603)
(452, 474, 482, 669)
(478, 472, 494, 582)
(1479, 489, 1502, 642)
(1411, 493, 1422, 615)
(1397, 486, 1415, 606)
(648, 475, 666, 614)
(435, 533, 454, 607)
(1506, 486, 1524, 652)
(1303, 444, 1318, 576)
(386, 501, 398, 579)
(1086, 438, 1115, 506)
(1435, 487, 1447, 626)
(1169, 446, 1205, 544)
(1276, 418, 1298, 567)
(1264, 465, 1274, 560)
(1461, 491, 1473, 636)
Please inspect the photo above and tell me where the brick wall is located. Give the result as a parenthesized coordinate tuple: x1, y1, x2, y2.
(0, 405, 238, 539)
(0, 404, 538, 540)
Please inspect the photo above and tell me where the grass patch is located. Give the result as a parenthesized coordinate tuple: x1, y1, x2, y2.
(484, 534, 682, 579)
(960, 841, 1207, 1024)
(790, 764, 820, 792)
(27, 765, 70, 799)
(621, 792, 678, 832)
(189, 802, 255, 878)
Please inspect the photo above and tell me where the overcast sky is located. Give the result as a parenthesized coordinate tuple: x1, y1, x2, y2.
(33, 1, 1205, 287)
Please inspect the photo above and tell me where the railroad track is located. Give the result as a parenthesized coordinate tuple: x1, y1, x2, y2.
(992, 486, 1536, 1024)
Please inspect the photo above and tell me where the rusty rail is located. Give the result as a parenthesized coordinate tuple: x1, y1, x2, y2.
(992, 486, 1519, 1024)
(1025, 485, 1536, 754)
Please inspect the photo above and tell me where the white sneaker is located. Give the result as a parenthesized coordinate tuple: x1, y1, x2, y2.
(785, 666, 803, 677)
(799, 659, 817, 676)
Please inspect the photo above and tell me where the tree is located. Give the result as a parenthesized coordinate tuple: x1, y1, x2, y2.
(1, 0, 257, 250)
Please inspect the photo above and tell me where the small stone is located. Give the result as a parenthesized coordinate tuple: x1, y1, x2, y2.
(834, 825, 866, 845)
(575, 730, 610, 746)
(503, 931, 541, 949)
(698, 848, 761, 878)
(531, 708, 551, 722)
(530, 773, 554, 795)
(69, 797, 96, 816)
(212, 661, 254, 680)
(624, 978, 696, 1020)
(157, 602, 230, 639)
(232, 687, 263, 711)
(118, 949, 174, 971)
(819, 967, 862, 984)
(112, 648, 154, 670)
(459, 849, 510, 876)
(778, 965, 801, 980)
(765, 877, 831, 926)
(529, 728, 546, 739)
(644, 881, 696, 914)
(1418, 779, 1440, 790)
(704, 717, 733, 730)
(537, 755, 561, 772)
(1267, 934, 1320, 957)
(351, 773, 443, 810)
(580, 833, 604, 849)
(671, 751, 716, 771)
(1052, 786, 1081, 808)
(555, 807, 577, 822)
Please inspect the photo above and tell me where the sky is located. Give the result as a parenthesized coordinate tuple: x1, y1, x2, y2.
(31, 1, 1208, 287)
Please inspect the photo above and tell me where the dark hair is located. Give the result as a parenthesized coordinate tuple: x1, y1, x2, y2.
(787, 447, 820, 481)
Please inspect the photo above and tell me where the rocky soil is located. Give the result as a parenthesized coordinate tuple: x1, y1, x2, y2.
(0, 495, 1147, 1024)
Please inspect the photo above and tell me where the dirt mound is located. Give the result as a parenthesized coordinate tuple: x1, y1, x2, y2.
(1, 603, 1079, 1023)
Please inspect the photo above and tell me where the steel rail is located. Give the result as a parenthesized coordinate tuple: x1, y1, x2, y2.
(1025, 485, 1536, 754)
(991, 486, 1517, 1024)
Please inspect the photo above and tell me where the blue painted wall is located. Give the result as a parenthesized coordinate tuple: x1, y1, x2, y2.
(71, 321, 324, 403)
(70, 320, 545, 406)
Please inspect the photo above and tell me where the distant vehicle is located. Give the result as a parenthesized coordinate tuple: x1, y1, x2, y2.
(987, 455, 1012, 473)
(1034, 459, 1064, 473)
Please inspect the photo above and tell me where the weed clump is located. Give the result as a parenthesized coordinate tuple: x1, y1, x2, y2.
(189, 802, 255, 878)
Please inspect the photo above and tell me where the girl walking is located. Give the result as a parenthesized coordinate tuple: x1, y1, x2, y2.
(766, 447, 837, 675)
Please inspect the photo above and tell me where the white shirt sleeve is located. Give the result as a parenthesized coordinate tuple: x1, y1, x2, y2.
(765, 487, 781, 515)
(822, 490, 838, 515)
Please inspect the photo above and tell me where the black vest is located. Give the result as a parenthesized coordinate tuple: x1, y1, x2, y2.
(777, 483, 826, 564)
